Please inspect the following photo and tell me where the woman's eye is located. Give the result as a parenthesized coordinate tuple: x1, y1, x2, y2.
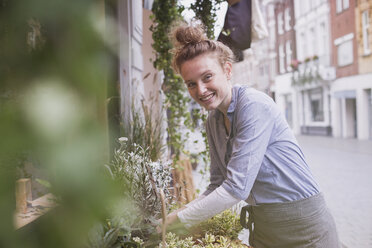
(187, 82, 196, 88)
(204, 74, 212, 81)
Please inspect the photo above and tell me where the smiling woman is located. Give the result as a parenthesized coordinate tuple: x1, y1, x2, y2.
(171, 23, 234, 114)
(160, 22, 341, 248)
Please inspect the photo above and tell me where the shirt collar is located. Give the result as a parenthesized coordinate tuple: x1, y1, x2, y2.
(227, 85, 239, 114)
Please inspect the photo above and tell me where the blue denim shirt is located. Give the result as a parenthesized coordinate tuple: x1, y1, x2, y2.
(204, 85, 320, 205)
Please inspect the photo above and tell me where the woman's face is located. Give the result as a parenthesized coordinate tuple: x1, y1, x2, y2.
(180, 53, 232, 113)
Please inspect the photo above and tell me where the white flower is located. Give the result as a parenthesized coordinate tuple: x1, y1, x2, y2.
(118, 137, 128, 142)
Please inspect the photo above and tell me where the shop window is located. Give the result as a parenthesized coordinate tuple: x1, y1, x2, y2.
(284, 94, 293, 127)
(309, 88, 324, 122)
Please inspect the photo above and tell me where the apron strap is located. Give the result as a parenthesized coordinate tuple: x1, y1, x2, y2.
(240, 205, 254, 245)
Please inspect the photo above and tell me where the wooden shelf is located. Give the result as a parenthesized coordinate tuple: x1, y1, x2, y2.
(14, 193, 57, 230)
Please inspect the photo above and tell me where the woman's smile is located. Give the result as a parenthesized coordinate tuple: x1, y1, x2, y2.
(180, 53, 232, 114)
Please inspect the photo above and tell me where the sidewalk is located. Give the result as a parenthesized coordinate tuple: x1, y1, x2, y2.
(297, 135, 372, 248)
(191, 135, 372, 247)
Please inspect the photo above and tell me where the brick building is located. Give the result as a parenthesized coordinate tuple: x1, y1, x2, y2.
(330, 0, 372, 139)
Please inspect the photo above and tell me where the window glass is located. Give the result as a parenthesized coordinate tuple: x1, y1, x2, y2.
(285, 8, 291, 31)
(309, 88, 324, 122)
(284, 94, 293, 127)
(336, 0, 343, 13)
(343, 0, 349, 10)
(337, 40, 353, 66)
(362, 10, 370, 54)
(279, 44, 285, 73)
(286, 40, 292, 70)
(278, 12, 284, 34)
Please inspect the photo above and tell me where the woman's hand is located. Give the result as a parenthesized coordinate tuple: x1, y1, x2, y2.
(156, 206, 186, 234)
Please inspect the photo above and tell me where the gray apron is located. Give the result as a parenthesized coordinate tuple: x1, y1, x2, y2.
(240, 193, 340, 248)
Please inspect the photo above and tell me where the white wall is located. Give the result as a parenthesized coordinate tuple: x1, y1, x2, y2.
(331, 73, 372, 139)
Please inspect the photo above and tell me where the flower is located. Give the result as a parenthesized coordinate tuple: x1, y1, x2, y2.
(290, 59, 301, 70)
(118, 137, 128, 142)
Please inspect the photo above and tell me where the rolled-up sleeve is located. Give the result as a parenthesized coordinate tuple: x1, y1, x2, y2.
(222, 100, 275, 200)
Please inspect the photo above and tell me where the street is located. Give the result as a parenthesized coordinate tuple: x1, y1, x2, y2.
(297, 135, 372, 248)
(192, 135, 372, 247)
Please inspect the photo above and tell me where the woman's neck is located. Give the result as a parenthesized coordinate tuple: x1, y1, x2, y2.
(217, 86, 232, 117)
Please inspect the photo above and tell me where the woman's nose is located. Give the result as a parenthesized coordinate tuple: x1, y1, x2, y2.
(197, 83, 206, 95)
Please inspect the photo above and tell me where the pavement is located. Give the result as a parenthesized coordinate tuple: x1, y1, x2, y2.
(191, 135, 372, 248)
(297, 135, 372, 248)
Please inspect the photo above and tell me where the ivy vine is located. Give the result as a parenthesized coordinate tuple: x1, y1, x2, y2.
(190, 0, 225, 40)
(189, 0, 225, 172)
(150, 0, 191, 164)
(150, 0, 225, 168)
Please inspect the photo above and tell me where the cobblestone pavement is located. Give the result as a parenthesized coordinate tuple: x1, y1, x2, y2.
(192, 135, 372, 247)
(297, 135, 372, 248)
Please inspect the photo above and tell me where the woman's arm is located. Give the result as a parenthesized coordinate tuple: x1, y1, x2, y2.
(177, 186, 241, 227)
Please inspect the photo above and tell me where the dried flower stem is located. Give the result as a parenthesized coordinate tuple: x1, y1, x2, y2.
(159, 190, 167, 246)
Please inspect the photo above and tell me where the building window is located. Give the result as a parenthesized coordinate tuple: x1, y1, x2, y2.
(285, 8, 291, 31)
(318, 22, 327, 57)
(286, 40, 292, 71)
(284, 94, 293, 127)
(337, 0, 349, 13)
(343, 0, 349, 9)
(337, 40, 353, 66)
(278, 12, 284, 35)
(299, 32, 307, 60)
(309, 27, 316, 57)
(309, 88, 324, 122)
(268, 4, 274, 18)
(362, 10, 371, 55)
(279, 44, 285, 73)
(294, 0, 300, 18)
(271, 58, 276, 78)
(335, 33, 354, 66)
(269, 25, 275, 49)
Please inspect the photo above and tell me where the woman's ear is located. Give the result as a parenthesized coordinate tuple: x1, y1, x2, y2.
(224, 61, 233, 81)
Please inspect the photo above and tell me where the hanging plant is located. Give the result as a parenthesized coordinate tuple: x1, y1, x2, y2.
(188, 0, 225, 173)
(150, 0, 192, 165)
(190, 0, 225, 40)
(150, 0, 225, 171)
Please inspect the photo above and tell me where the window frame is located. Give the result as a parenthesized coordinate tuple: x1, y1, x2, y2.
(362, 10, 371, 55)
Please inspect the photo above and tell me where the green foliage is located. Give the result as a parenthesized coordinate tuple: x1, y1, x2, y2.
(0, 1, 123, 247)
(190, 0, 225, 40)
(150, 0, 191, 164)
(159, 232, 249, 248)
(122, 103, 164, 162)
(152, 210, 246, 248)
(291, 56, 321, 86)
(106, 138, 174, 240)
(150, 0, 224, 170)
(196, 210, 243, 240)
(187, 0, 224, 172)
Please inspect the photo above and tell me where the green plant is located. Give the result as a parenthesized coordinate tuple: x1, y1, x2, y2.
(291, 56, 321, 86)
(195, 210, 243, 240)
(150, 0, 192, 165)
(106, 138, 174, 239)
(150, 0, 225, 171)
(190, 0, 225, 40)
(121, 102, 164, 162)
(158, 232, 249, 248)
